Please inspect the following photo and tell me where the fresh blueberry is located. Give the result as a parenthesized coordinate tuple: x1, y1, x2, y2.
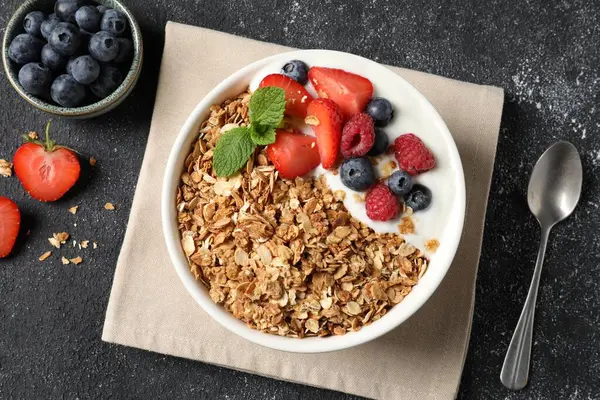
(41, 44, 67, 71)
(49, 22, 81, 56)
(405, 184, 432, 211)
(365, 97, 394, 127)
(101, 9, 128, 36)
(340, 157, 376, 192)
(23, 11, 45, 37)
(51, 74, 86, 107)
(66, 56, 76, 75)
(97, 5, 110, 14)
(88, 31, 119, 62)
(89, 64, 123, 98)
(387, 170, 413, 196)
(75, 5, 101, 32)
(281, 60, 309, 85)
(69, 55, 100, 84)
(8, 34, 44, 65)
(41, 15, 61, 40)
(18, 62, 52, 96)
(55, 0, 83, 23)
(113, 38, 133, 63)
(367, 128, 389, 156)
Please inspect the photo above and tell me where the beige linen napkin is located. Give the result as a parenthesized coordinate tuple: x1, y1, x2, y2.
(102, 22, 504, 400)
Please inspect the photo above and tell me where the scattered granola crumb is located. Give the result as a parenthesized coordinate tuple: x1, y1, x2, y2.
(425, 239, 440, 253)
(379, 160, 397, 179)
(333, 190, 346, 201)
(0, 159, 12, 177)
(39, 251, 52, 261)
(93, 242, 98, 249)
(48, 232, 70, 248)
(80, 240, 89, 249)
(61, 257, 70, 265)
(398, 216, 415, 234)
(68, 206, 79, 214)
(55, 232, 69, 242)
(89, 157, 97, 166)
(69, 256, 83, 265)
(305, 115, 319, 125)
(104, 202, 115, 210)
(27, 131, 38, 140)
(352, 193, 365, 203)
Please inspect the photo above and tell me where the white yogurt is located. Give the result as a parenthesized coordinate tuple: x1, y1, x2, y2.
(248, 58, 458, 252)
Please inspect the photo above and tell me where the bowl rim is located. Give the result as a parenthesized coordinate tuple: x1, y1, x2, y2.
(161, 49, 466, 353)
(2, 0, 143, 117)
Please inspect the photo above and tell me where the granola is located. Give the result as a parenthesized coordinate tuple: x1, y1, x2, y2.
(425, 239, 440, 253)
(176, 91, 429, 338)
(0, 159, 12, 177)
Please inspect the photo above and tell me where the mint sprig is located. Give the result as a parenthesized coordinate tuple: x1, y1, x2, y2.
(213, 86, 286, 177)
(249, 86, 286, 127)
(250, 127, 276, 146)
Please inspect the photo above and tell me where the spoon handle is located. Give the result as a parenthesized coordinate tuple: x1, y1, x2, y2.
(500, 226, 550, 390)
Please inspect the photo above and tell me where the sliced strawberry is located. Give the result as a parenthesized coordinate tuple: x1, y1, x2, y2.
(308, 67, 374, 119)
(259, 74, 314, 118)
(13, 122, 81, 202)
(305, 98, 344, 169)
(0, 197, 21, 258)
(266, 130, 320, 179)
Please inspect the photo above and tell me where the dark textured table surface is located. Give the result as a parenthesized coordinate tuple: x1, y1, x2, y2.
(1, 0, 599, 399)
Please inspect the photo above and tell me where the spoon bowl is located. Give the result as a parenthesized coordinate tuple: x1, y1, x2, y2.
(527, 141, 583, 226)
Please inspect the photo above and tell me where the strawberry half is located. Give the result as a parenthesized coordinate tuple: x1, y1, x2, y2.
(13, 122, 81, 202)
(308, 67, 374, 119)
(266, 130, 320, 179)
(259, 74, 314, 118)
(0, 197, 21, 258)
(305, 98, 344, 169)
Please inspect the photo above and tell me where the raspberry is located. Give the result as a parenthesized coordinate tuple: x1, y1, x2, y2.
(340, 113, 375, 158)
(394, 134, 436, 175)
(365, 183, 400, 221)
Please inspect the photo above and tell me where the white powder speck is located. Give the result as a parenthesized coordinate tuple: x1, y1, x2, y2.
(576, 70, 584, 86)
(582, 129, 587, 139)
(592, 150, 600, 166)
(536, 102, 541, 109)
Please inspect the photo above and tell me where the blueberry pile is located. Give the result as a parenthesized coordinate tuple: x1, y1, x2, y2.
(8, 0, 134, 108)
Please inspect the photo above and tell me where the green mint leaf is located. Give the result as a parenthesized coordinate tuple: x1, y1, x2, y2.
(213, 127, 256, 177)
(250, 124, 276, 146)
(249, 86, 286, 128)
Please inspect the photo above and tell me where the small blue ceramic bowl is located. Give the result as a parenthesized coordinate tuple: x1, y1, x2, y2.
(2, 0, 143, 118)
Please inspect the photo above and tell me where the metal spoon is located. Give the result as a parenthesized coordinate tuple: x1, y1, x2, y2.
(500, 141, 582, 391)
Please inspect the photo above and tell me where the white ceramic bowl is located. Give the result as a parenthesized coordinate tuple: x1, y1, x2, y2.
(162, 49, 465, 353)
